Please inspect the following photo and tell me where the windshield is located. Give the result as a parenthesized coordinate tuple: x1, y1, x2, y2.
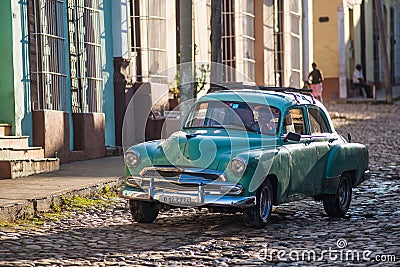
(183, 100, 281, 135)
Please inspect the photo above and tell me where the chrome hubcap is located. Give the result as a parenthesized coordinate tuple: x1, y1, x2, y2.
(259, 187, 272, 222)
(338, 179, 349, 206)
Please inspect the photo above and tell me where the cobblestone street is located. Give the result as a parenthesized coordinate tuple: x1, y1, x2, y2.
(0, 101, 399, 266)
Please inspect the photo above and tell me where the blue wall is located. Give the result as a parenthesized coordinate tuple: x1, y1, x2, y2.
(20, 0, 33, 144)
(16, 0, 116, 148)
(62, 0, 74, 150)
(102, 0, 116, 146)
(0, 1, 15, 128)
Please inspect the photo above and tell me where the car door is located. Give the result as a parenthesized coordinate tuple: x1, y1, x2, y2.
(282, 107, 318, 198)
(306, 106, 337, 193)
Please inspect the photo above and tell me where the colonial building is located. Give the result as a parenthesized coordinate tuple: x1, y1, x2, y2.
(111, 0, 314, 148)
(3, 0, 397, 178)
(0, 0, 115, 172)
(193, 0, 313, 89)
(312, 0, 400, 99)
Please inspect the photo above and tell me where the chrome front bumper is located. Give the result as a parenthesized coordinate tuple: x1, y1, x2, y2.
(119, 176, 256, 208)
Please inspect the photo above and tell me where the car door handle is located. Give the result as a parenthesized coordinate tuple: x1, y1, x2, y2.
(305, 138, 315, 146)
(329, 138, 338, 143)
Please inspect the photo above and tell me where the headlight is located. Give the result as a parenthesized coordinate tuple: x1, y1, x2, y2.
(230, 157, 246, 175)
(125, 151, 140, 168)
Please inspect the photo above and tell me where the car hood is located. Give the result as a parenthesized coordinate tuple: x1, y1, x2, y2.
(151, 129, 277, 170)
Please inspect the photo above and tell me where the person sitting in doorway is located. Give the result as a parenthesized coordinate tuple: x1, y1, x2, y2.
(352, 64, 373, 98)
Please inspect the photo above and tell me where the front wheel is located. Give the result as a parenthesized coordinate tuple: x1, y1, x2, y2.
(323, 174, 352, 217)
(129, 200, 159, 223)
(243, 179, 274, 228)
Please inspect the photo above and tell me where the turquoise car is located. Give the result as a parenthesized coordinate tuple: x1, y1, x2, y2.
(119, 87, 370, 228)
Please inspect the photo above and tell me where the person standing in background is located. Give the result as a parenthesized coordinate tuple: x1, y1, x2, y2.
(308, 62, 324, 102)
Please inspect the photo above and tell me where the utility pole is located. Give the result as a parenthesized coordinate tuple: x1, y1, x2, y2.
(179, 0, 194, 123)
(374, 0, 393, 104)
(211, 0, 222, 84)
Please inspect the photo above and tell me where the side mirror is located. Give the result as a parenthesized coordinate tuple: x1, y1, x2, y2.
(347, 133, 352, 143)
(284, 132, 301, 142)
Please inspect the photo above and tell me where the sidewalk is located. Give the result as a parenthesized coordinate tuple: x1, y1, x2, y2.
(0, 156, 124, 222)
(341, 85, 400, 103)
(375, 85, 400, 101)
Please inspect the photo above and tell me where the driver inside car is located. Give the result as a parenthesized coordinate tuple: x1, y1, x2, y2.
(283, 111, 296, 134)
(255, 106, 276, 135)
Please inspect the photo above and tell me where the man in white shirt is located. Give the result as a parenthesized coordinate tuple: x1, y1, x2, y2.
(352, 64, 373, 98)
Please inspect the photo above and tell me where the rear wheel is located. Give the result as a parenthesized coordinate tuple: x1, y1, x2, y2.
(129, 200, 159, 223)
(243, 179, 274, 228)
(323, 174, 352, 217)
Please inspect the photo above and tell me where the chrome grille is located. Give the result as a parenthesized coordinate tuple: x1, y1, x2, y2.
(140, 167, 225, 181)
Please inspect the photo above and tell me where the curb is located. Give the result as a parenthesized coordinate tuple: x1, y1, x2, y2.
(0, 177, 123, 223)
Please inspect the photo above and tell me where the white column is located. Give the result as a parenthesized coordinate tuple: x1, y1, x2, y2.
(302, 0, 313, 82)
(111, 0, 129, 58)
(283, 0, 292, 87)
(166, 0, 176, 71)
(395, 2, 400, 83)
(234, 0, 244, 82)
(338, 3, 348, 99)
(193, 0, 210, 63)
(11, 0, 24, 136)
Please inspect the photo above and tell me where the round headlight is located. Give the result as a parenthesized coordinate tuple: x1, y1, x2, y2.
(230, 157, 246, 175)
(125, 151, 140, 168)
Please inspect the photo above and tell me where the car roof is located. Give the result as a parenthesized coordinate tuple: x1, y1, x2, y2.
(199, 89, 325, 111)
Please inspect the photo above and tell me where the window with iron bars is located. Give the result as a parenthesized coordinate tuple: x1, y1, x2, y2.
(239, 0, 255, 81)
(29, 0, 67, 111)
(263, 0, 276, 86)
(129, 0, 167, 83)
(274, 0, 301, 88)
(289, 0, 301, 88)
(274, 0, 284, 86)
(67, 0, 103, 113)
(222, 0, 236, 82)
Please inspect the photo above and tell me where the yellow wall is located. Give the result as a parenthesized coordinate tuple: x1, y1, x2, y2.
(312, 0, 340, 78)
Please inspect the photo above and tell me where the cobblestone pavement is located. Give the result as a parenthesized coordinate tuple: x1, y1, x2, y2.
(0, 101, 399, 266)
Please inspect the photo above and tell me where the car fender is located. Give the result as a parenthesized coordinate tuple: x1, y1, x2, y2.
(324, 143, 368, 189)
(125, 140, 161, 176)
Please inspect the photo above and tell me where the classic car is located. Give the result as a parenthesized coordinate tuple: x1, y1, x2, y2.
(119, 87, 370, 228)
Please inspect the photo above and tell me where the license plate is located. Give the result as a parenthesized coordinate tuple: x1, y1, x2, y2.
(160, 195, 192, 205)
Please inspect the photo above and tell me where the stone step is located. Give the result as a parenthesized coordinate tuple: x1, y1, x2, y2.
(0, 158, 60, 179)
(0, 147, 45, 160)
(0, 124, 11, 136)
(0, 136, 29, 149)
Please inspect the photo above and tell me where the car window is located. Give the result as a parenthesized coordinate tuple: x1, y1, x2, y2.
(308, 107, 331, 134)
(253, 105, 280, 135)
(183, 100, 280, 135)
(283, 108, 306, 135)
(188, 102, 209, 127)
